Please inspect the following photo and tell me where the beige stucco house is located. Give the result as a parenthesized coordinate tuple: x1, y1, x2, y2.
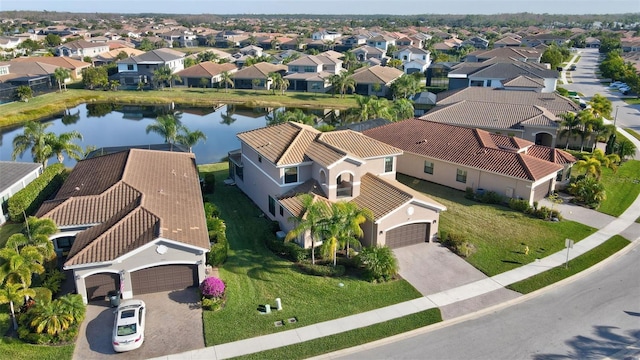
(364, 119, 576, 205)
(228, 122, 445, 249)
(36, 149, 209, 304)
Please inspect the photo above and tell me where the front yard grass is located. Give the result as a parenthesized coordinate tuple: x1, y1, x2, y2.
(235, 308, 442, 360)
(598, 160, 640, 217)
(199, 163, 423, 346)
(396, 174, 597, 276)
(507, 235, 630, 294)
(0, 311, 74, 360)
(623, 98, 640, 105)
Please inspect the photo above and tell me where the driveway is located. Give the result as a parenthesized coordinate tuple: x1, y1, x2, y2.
(73, 288, 204, 360)
(394, 243, 520, 319)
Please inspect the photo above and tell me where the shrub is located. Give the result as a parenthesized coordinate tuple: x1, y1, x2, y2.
(297, 262, 345, 277)
(202, 173, 216, 194)
(356, 246, 399, 282)
(208, 243, 228, 266)
(265, 235, 308, 262)
(200, 277, 225, 298)
(508, 198, 531, 212)
(568, 175, 606, 208)
(441, 232, 476, 257)
(464, 187, 475, 200)
(477, 191, 504, 204)
(204, 202, 220, 218)
(33, 269, 66, 295)
(8, 163, 66, 222)
(202, 297, 225, 311)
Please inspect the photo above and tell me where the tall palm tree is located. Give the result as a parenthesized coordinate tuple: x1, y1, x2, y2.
(342, 51, 358, 71)
(53, 67, 70, 92)
(146, 114, 180, 150)
(11, 121, 54, 168)
(558, 112, 582, 150)
(152, 65, 181, 89)
(370, 97, 393, 120)
(220, 71, 234, 92)
(0, 282, 35, 330)
(50, 130, 84, 163)
(329, 72, 356, 99)
(336, 202, 372, 258)
(286, 194, 330, 265)
(392, 98, 415, 121)
(577, 110, 597, 152)
(6, 216, 58, 262)
(176, 125, 207, 153)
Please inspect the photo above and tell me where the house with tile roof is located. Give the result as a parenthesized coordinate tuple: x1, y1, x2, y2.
(176, 62, 237, 88)
(494, 36, 522, 48)
(426, 87, 581, 148)
(348, 65, 404, 97)
(447, 60, 558, 93)
(228, 122, 445, 249)
(284, 53, 344, 92)
(35, 149, 209, 304)
(350, 45, 387, 62)
(364, 119, 576, 206)
(231, 62, 287, 90)
(464, 47, 543, 63)
(55, 39, 109, 58)
(392, 46, 431, 74)
(0, 161, 42, 225)
(12, 56, 92, 80)
(116, 48, 185, 88)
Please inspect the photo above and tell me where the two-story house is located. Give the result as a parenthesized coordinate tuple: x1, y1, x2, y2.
(284, 53, 343, 92)
(116, 48, 185, 87)
(312, 30, 342, 41)
(159, 29, 197, 48)
(56, 39, 109, 58)
(350, 45, 387, 62)
(393, 46, 432, 74)
(228, 122, 445, 249)
(366, 35, 396, 52)
(447, 60, 558, 93)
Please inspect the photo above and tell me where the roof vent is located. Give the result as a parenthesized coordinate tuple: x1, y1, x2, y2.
(74, 186, 80, 191)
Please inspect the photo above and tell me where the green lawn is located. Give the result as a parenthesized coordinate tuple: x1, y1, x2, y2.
(199, 164, 423, 346)
(598, 160, 640, 217)
(234, 309, 442, 360)
(623, 98, 640, 105)
(0, 88, 357, 128)
(0, 311, 74, 360)
(396, 174, 597, 276)
(507, 235, 630, 294)
(623, 128, 640, 141)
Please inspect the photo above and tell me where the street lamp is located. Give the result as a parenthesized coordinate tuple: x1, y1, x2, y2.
(614, 106, 620, 127)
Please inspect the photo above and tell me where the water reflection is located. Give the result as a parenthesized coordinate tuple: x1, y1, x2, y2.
(0, 103, 344, 167)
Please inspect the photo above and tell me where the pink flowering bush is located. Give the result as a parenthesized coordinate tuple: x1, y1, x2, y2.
(200, 277, 225, 298)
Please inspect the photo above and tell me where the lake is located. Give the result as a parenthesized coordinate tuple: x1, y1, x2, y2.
(0, 103, 340, 167)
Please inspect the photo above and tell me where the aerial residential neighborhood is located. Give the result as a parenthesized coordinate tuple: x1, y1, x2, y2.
(0, 4, 639, 360)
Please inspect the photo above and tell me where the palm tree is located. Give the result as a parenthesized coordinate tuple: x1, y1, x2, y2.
(392, 98, 415, 121)
(220, 107, 237, 125)
(558, 112, 582, 150)
(329, 72, 356, 98)
(56, 293, 86, 324)
(286, 194, 330, 265)
(282, 109, 316, 125)
(370, 97, 393, 120)
(49, 130, 83, 163)
(29, 299, 74, 335)
(152, 65, 181, 89)
(6, 216, 58, 262)
(220, 71, 234, 92)
(574, 156, 604, 179)
(578, 110, 597, 152)
(336, 202, 372, 258)
(265, 108, 287, 125)
(342, 51, 358, 71)
(0, 282, 35, 330)
(53, 67, 70, 92)
(615, 138, 637, 160)
(11, 121, 54, 168)
(176, 125, 207, 153)
(146, 114, 180, 150)
(268, 72, 281, 94)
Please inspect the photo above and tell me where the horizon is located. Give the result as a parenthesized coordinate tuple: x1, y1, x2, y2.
(1, 0, 639, 16)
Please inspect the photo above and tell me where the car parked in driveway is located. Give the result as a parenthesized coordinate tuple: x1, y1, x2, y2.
(112, 299, 146, 352)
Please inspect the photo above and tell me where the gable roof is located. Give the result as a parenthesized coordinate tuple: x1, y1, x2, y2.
(349, 65, 403, 84)
(364, 119, 571, 182)
(12, 56, 91, 70)
(36, 149, 209, 267)
(237, 122, 402, 167)
(232, 62, 287, 79)
(450, 60, 556, 79)
(0, 161, 41, 194)
(58, 39, 107, 50)
(120, 48, 185, 64)
(176, 62, 236, 77)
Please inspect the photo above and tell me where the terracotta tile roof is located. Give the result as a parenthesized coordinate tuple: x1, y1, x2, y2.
(352, 173, 445, 221)
(237, 122, 402, 167)
(363, 119, 564, 181)
(420, 101, 559, 131)
(349, 65, 403, 84)
(36, 149, 209, 267)
(176, 62, 236, 77)
(525, 146, 577, 165)
(436, 87, 581, 114)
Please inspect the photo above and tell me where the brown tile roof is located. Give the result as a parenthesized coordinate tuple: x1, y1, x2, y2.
(176, 62, 236, 77)
(352, 173, 445, 221)
(36, 149, 209, 267)
(436, 87, 581, 114)
(237, 122, 402, 167)
(349, 65, 404, 84)
(525, 145, 576, 165)
(363, 119, 565, 182)
(503, 75, 544, 88)
(12, 56, 91, 70)
(232, 62, 287, 79)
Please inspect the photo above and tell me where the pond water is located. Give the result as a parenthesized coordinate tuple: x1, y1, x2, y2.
(0, 103, 340, 167)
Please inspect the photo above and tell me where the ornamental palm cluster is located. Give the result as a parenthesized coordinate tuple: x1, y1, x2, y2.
(200, 277, 225, 298)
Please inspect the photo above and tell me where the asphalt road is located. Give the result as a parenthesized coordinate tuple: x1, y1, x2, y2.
(331, 242, 640, 360)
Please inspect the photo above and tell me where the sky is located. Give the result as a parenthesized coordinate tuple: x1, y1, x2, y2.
(0, 0, 638, 15)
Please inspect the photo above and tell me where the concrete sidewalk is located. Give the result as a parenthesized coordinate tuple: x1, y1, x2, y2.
(151, 193, 640, 360)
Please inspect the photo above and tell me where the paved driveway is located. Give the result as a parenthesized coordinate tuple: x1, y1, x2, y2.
(73, 288, 204, 360)
(394, 243, 520, 319)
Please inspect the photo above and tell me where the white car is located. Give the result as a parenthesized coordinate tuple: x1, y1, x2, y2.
(112, 299, 146, 352)
(610, 82, 626, 89)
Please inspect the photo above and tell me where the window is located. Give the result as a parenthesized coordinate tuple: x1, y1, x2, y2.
(258, 156, 262, 163)
(284, 167, 298, 184)
(556, 169, 564, 182)
(423, 161, 434, 174)
(456, 169, 467, 183)
(268, 196, 276, 215)
(127, 64, 134, 71)
(304, 66, 315, 72)
(384, 157, 393, 173)
(279, 206, 284, 216)
(234, 164, 243, 180)
(290, 66, 299, 72)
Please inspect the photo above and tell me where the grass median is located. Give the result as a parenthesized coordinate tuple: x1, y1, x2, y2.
(598, 160, 640, 217)
(234, 308, 442, 360)
(507, 235, 630, 294)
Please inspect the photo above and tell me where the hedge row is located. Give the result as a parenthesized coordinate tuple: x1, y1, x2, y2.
(265, 233, 308, 262)
(205, 202, 229, 267)
(8, 163, 66, 222)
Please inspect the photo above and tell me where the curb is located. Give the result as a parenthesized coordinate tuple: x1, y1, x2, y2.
(310, 239, 639, 360)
